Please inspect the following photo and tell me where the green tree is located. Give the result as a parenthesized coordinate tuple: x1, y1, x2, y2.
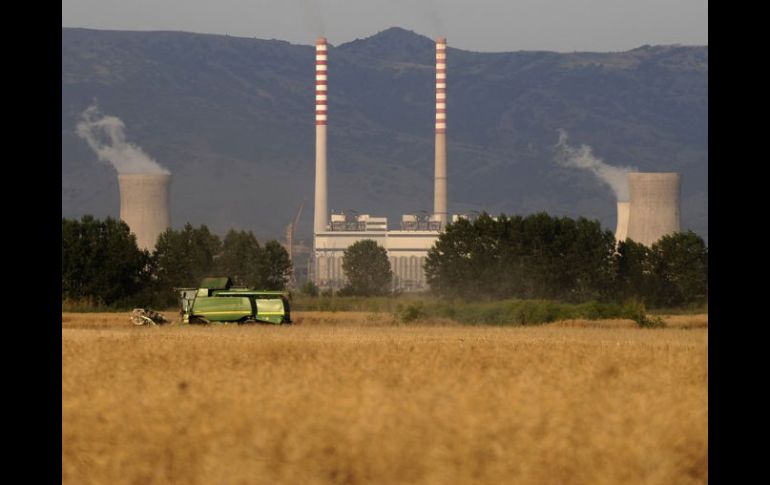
(647, 231, 708, 307)
(301, 280, 319, 297)
(554, 217, 616, 302)
(260, 240, 292, 290)
(425, 212, 615, 301)
(614, 238, 652, 302)
(216, 230, 263, 287)
(153, 223, 221, 304)
(341, 240, 393, 296)
(62, 216, 151, 305)
(425, 216, 478, 298)
(215, 231, 292, 290)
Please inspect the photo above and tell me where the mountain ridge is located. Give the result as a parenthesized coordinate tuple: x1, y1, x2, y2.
(62, 27, 708, 243)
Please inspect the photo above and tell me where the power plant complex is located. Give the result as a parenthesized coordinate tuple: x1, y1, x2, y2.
(311, 37, 449, 291)
(309, 36, 684, 290)
(107, 34, 683, 282)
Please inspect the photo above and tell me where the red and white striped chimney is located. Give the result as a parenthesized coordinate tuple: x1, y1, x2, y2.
(434, 37, 448, 226)
(314, 37, 328, 235)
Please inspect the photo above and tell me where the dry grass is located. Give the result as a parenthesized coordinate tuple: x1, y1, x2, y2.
(62, 312, 708, 485)
(547, 313, 708, 329)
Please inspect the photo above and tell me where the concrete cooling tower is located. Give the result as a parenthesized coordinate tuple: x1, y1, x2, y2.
(615, 201, 630, 243)
(118, 173, 171, 251)
(626, 172, 680, 246)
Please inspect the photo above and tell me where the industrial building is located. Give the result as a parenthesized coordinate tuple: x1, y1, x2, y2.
(311, 37, 449, 291)
(613, 172, 682, 247)
(314, 213, 443, 291)
(626, 172, 681, 246)
(118, 173, 171, 251)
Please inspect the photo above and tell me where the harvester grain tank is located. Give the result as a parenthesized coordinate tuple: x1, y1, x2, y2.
(178, 277, 291, 324)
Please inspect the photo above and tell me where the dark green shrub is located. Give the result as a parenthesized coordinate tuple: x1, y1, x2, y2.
(622, 299, 667, 328)
(399, 303, 427, 323)
(301, 280, 319, 297)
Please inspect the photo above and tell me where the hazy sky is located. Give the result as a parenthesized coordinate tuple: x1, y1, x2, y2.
(62, 0, 707, 52)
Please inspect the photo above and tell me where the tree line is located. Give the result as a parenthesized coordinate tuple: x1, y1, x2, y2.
(62, 216, 292, 308)
(424, 213, 708, 308)
(304, 212, 707, 309)
(63, 212, 708, 310)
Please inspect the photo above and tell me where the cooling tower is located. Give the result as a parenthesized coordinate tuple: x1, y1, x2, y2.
(118, 173, 170, 251)
(626, 172, 680, 246)
(615, 201, 630, 243)
(433, 37, 447, 227)
(314, 37, 328, 235)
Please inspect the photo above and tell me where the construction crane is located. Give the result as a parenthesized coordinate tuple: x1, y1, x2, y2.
(286, 200, 304, 288)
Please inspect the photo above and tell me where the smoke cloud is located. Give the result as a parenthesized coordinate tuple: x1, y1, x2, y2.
(299, 0, 326, 37)
(554, 129, 634, 201)
(423, 0, 447, 38)
(76, 104, 169, 175)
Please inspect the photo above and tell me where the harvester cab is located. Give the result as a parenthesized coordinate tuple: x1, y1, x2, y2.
(177, 277, 291, 325)
(175, 287, 199, 320)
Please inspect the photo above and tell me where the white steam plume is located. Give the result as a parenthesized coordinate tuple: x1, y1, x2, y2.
(554, 129, 634, 201)
(76, 104, 169, 175)
(384, 0, 446, 38)
(299, 0, 326, 37)
(423, 0, 447, 38)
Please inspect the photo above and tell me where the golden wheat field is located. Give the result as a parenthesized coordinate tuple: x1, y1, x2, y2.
(62, 312, 708, 485)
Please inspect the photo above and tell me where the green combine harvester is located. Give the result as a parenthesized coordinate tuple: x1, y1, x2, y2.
(177, 277, 291, 325)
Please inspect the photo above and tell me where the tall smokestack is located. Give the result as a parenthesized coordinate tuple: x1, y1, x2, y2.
(314, 37, 328, 235)
(118, 173, 170, 251)
(627, 172, 681, 246)
(433, 37, 448, 226)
